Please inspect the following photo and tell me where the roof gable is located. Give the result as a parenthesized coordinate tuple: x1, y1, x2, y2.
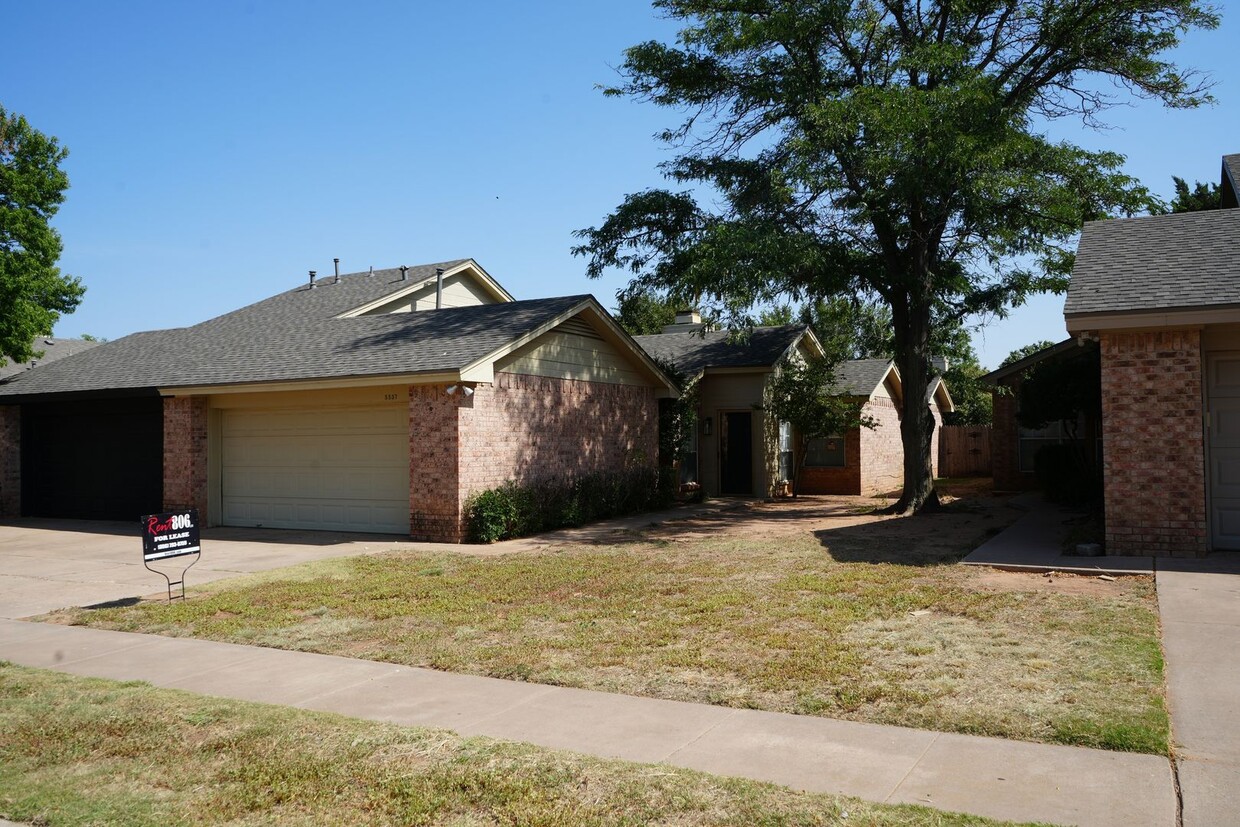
(1223, 153, 1240, 209)
(633, 325, 815, 378)
(1064, 209, 1240, 319)
(0, 337, 101, 380)
(830, 358, 896, 397)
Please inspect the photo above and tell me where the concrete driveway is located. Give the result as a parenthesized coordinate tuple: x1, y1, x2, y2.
(0, 518, 417, 619)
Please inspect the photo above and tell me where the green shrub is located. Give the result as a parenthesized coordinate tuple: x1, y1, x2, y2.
(465, 467, 671, 543)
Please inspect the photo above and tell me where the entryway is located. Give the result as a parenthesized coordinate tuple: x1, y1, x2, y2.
(719, 411, 753, 495)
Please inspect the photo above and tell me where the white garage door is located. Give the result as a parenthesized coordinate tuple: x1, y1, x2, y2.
(221, 406, 409, 534)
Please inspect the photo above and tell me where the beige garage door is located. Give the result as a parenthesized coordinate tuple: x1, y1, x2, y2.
(221, 406, 409, 534)
(1208, 352, 1240, 550)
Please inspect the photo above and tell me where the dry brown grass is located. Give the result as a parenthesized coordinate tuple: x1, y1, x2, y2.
(48, 485, 1168, 754)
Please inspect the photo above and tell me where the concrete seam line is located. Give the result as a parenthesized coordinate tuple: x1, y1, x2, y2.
(657, 708, 739, 763)
(881, 732, 940, 803)
(452, 684, 563, 730)
(1153, 556, 1186, 827)
(46, 638, 164, 668)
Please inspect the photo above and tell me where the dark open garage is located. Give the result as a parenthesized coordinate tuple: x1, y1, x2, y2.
(20, 395, 163, 520)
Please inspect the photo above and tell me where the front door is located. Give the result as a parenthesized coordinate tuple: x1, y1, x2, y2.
(1207, 352, 1240, 549)
(720, 411, 753, 495)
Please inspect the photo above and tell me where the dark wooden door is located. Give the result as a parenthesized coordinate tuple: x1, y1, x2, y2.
(720, 411, 753, 495)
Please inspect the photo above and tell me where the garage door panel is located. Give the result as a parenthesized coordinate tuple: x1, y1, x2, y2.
(221, 406, 408, 534)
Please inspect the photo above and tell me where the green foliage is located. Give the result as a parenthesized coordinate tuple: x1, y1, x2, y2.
(654, 356, 700, 469)
(1161, 176, 1223, 213)
(465, 468, 669, 542)
(575, 0, 1217, 511)
(942, 357, 992, 426)
(764, 356, 873, 494)
(615, 287, 680, 335)
(0, 106, 85, 366)
(1001, 340, 1058, 369)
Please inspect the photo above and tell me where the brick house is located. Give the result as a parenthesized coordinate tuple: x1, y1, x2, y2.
(635, 317, 952, 497)
(798, 359, 952, 496)
(985, 339, 1101, 493)
(0, 260, 677, 542)
(1060, 153, 1240, 556)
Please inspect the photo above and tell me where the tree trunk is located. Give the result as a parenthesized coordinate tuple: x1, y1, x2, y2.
(888, 293, 940, 515)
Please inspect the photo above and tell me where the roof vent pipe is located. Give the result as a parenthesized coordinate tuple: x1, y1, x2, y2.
(308, 270, 317, 289)
(333, 258, 340, 283)
(400, 265, 409, 282)
(435, 268, 445, 309)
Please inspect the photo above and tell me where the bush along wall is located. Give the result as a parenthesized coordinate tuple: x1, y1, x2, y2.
(465, 467, 676, 543)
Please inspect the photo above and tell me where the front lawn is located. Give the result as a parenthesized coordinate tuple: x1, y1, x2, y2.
(48, 492, 1169, 754)
(0, 664, 1031, 827)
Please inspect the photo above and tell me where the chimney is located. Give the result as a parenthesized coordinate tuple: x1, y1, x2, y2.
(435, 268, 445, 309)
(333, 258, 340, 283)
(400, 265, 409, 282)
(661, 308, 705, 334)
(308, 270, 317, 289)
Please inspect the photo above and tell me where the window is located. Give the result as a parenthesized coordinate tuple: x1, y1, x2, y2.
(1017, 421, 1065, 472)
(778, 421, 794, 481)
(806, 435, 846, 467)
(679, 428, 698, 485)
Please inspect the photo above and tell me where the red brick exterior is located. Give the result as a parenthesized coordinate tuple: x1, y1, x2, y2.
(409, 373, 660, 542)
(1101, 330, 1207, 557)
(163, 396, 209, 520)
(0, 405, 19, 517)
(991, 376, 1039, 492)
(798, 396, 907, 496)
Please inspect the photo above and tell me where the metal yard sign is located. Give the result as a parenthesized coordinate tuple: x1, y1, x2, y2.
(141, 509, 201, 601)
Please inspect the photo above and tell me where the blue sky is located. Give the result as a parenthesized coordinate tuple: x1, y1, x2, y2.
(8, 1, 1239, 370)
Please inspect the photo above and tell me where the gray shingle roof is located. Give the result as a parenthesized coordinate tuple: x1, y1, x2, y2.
(633, 326, 808, 377)
(0, 294, 591, 399)
(0, 337, 101, 380)
(830, 358, 894, 396)
(1064, 209, 1240, 317)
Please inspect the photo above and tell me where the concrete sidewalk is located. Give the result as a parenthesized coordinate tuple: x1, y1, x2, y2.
(963, 494, 1155, 575)
(0, 618, 1175, 827)
(1157, 555, 1240, 827)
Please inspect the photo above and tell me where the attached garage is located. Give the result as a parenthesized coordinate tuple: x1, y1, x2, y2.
(219, 404, 409, 534)
(20, 396, 163, 521)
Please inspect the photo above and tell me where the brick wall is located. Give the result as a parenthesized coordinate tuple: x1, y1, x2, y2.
(991, 377, 1038, 492)
(162, 396, 209, 519)
(861, 397, 904, 496)
(1101, 329, 1207, 557)
(798, 428, 862, 494)
(409, 373, 660, 543)
(408, 384, 466, 542)
(0, 405, 19, 516)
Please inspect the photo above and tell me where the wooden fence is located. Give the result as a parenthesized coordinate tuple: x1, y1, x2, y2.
(938, 424, 992, 477)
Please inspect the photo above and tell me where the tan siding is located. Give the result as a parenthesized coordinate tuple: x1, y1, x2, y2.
(696, 372, 771, 497)
(359, 274, 497, 315)
(496, 319, 647, 386)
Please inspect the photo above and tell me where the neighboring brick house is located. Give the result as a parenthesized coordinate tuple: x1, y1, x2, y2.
(0, 260, 676, 542)
(635, 317, 952, 498)
(1061, 152, 1240, 557)
(798, 359, 953, 496)
(984, 339, 1100, 493)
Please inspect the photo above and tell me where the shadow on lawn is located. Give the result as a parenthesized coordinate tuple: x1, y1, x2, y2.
(813, 502, 1011, 567)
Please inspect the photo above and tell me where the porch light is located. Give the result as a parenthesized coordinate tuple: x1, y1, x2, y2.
(703, 417, 713, 436)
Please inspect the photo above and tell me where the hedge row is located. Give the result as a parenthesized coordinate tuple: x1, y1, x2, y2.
(465, 467, 676, 543)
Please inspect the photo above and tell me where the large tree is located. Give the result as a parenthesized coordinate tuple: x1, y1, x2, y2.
(0, 106, 83, 366)
(574, 0, 1217, 513)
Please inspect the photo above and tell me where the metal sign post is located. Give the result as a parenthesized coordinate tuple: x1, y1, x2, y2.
(140, 509, 202, 602)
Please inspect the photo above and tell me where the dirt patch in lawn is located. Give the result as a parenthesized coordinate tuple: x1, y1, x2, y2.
(972, 568, 1145, 598)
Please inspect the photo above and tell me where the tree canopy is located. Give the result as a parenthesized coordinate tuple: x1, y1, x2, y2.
(1001, 340, 1058, 368)
(1161, 176, 1223, 212)
(575, 0, 1217, 513)
(0, 106, 83, 366)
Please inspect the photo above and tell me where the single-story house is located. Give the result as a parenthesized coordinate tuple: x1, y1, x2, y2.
(798, 358, 953, 496)
(634, 314, 952, 498)
(984, 339, 1101, 493)
(1062, 152, 1240, 556)
(0, 259, 677, 542)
